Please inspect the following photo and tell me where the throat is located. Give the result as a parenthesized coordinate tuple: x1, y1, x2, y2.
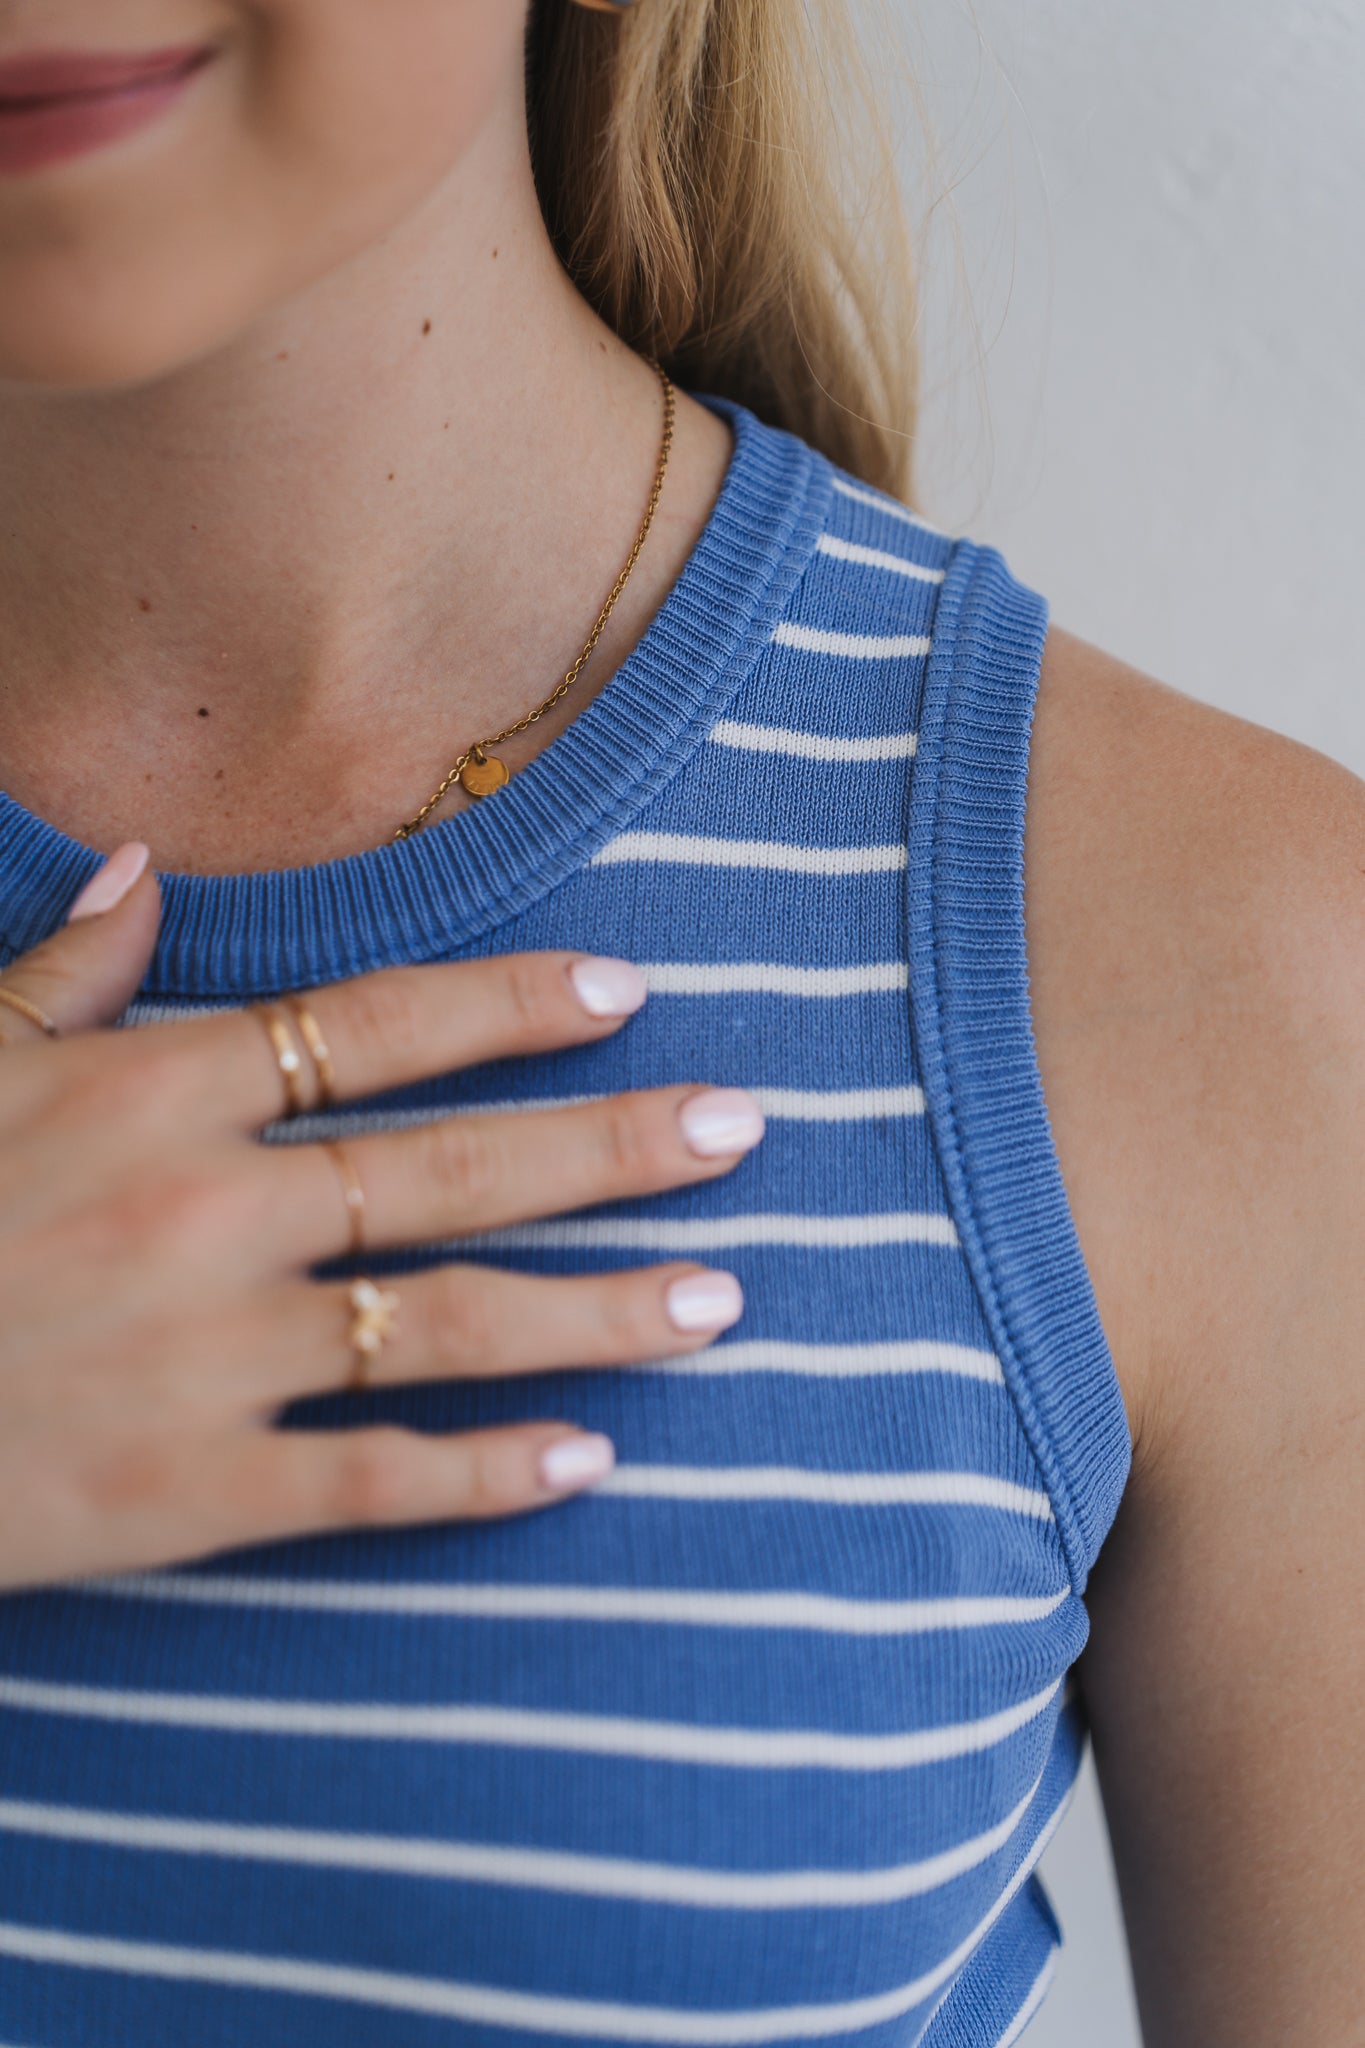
(0, 671, 597, 874)
(0, 381, 730, 877)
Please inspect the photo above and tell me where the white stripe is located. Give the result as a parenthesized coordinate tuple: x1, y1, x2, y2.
(597, 1468, 1053, 1518)
(709, 721, 918, 764)
(456, 1213, 959, 1253)
(124, 998, 225, 1027)
(751, 1086, 923, 1120)
(0, 1676, 1060, 1771)
(814, 534, 945, 585)
(0, 1795, 1069, 2041)
(0, 1772, 1045, 1909)
(78, 1574, 1065, 1635)
(772, 623, 930, 661)
(993, 1956, 1056, 2048)
(831, 476, 944, 535)
(643, 960, 909, 996)
(593, 832, 906, 876)
(638, 1338, 1002, 1383)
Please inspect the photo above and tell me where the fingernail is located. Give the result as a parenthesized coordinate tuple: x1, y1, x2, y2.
(539, 1432, 616, 1492)
(568, 957, 648, 1019)
(678, 1088, 765, 1159)
(67, 842, 150, 923)
(666, 1270, 744, 1333)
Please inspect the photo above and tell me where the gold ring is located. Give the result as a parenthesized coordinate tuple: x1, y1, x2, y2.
(254, 1004, 308, 1118)
(285, 996, 336, 1106)
(326, 1140, 367, 1257)
(0, 985, 60, 1040)
(346, 1276, 400, 1392)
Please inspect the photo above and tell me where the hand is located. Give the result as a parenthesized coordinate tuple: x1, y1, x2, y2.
(0, 845, 762, 1594)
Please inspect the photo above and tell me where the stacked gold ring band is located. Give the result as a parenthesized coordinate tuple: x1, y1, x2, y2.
(252, 994, 335, 1118)
(285, 996, 335, 1104)
(256, 1005, 308, 1116)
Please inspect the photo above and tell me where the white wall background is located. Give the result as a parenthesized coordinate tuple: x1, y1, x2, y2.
(882, 2, 1365, 2041)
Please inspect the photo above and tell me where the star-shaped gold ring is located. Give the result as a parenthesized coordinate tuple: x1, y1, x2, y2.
(346, 1276, 400, 1391)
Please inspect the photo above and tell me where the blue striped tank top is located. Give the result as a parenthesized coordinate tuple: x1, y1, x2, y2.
(0, 396, 1133, 2048)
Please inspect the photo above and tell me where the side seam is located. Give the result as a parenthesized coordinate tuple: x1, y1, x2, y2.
(903, 539, 1132, 1590)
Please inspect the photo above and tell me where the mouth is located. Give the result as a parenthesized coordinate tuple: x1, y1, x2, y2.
(0, 43, 215, 177)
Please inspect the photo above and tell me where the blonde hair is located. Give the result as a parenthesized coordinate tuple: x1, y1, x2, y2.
(526, 0, 920, 503)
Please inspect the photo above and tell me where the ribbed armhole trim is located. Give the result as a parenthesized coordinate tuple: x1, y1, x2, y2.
(904, 540, 1132, 1588)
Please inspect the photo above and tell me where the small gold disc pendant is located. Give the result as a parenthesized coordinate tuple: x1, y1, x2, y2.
(460, 748, 511, 800)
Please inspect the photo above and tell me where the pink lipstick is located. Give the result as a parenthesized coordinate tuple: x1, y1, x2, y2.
(0, 45, 213, 176)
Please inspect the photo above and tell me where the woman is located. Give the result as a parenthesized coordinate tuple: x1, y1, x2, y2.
(0, 2, 1358, 2043)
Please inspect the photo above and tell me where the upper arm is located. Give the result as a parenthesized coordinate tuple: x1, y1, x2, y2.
(1023, 624, 1365, 2044)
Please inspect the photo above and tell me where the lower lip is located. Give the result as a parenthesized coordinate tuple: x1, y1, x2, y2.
(0, 53, 211, 177)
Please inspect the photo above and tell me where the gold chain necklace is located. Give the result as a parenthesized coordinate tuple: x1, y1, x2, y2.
(393, 358, 675, 841)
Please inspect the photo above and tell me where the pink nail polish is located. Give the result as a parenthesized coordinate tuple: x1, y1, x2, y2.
(67, 843, 150, 923)
(666, 1271, 744, 1333)
(678, 1089, 765, 1159)
(569, 957, 648, 1020)
(539, 1433, 616, 1492)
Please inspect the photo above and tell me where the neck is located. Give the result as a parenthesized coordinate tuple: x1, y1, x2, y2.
(0, 99, 728, 872)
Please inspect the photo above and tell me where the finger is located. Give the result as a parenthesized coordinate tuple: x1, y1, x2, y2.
(240, 1261, 745, 1404)
(199, 1421, 618, 1551)
(183, 951, 648, 1131)
(280, 1086, 766, 1259)
(0, 845, 160, 1045)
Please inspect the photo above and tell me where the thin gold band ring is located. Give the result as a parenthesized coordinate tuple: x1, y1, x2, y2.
(285, 996, 336, 1106)
(325, 1140, 397, 1389)
(0, 986, 60, 1040)
(326, 1139, 367, 1258)
(254, 1004, 308, 1117)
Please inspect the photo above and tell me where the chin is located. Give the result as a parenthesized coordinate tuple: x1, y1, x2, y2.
(0, 256, 273, 393)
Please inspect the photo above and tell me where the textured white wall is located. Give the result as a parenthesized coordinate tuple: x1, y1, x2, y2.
(884, 2, 1365, 2041)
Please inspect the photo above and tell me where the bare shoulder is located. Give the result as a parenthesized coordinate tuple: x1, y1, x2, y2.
(1024, 623, 1365, 1452)
(1023, 625, 1365, 2042)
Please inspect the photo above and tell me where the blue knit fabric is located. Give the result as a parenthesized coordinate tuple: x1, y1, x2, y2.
(0, 398, 1132, 2047)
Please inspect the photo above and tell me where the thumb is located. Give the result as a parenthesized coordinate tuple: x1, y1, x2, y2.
(0, 844, 162, 1041)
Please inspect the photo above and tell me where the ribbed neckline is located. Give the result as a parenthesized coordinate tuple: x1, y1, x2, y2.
(0, 397, 827, 997)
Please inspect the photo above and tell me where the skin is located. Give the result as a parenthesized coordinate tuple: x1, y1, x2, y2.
(1026, 631, 1365, 2040)
(0, 0, 1359, 2037)
(0, 0, 750, 1565)
(0, 0, 733, 868)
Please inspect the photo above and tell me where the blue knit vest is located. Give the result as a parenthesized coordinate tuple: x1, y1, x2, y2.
(0, 397, 1132, 2048)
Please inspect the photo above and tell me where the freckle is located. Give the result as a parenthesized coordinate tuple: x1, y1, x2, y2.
(144, 771, 153, 783)
(491, 247, 498, 259)
(190, 523, 198, 533)
(138, 597, 152, 613)
(443, 421, 450, 431)
(388, 472, 395, 482)
(422, 319, 432, 336)
(214, 768, 225, 782)
(277, 351, 289, 362)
